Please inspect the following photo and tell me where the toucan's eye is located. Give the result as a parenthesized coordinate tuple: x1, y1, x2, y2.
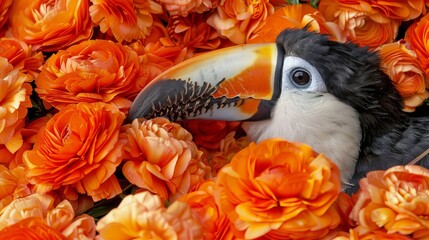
(290, 69, 311, 87)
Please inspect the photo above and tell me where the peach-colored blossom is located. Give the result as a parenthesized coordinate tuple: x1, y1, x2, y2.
(158, 0, 219, 16)
(207, 0, 275, 44)
(0, 38, 44, 79)
(0, 193, 96, 239)
(331, 228, 413, 240)
(379, 41, 429, 112)
(23, 102, 125, 201)
(319, 0, 400, 48)
(7, 0, 93, 52)
(180, 179, 235, 239)
(96, 191, 203, 239)
(0, 165, 32, 212)
(121, 118, 210, 201)
(0, 57, 32, 154)
(350, 165, 429, 239)
(35, 40, 145, 112)
(89, 0, 163, 43)
(215, 138, 341, 239)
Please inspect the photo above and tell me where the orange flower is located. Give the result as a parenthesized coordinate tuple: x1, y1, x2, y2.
(35, 40, 145, 112)
(89, 0, 163, 43)
(319, 0, 400, 48)
(167, 12, 223, 54)
(215, 138, 341, 239)
(379, 41, 429, 112)
(96, 191, 203, 239)
(350, 165, 429, 239)
(158, 0, 219, 16)
(0, 38, 44, 78)
(180, 179, 235, 239)
(360, 0, 426, 21)
(248, 4, 346, 44)
(7, 0, 93, 52)
(0, 193, 96, 239)
(122, 118, 210, 201)
(405, 13, 429, 77)
(0, 58, 32, 154)
(0, 165, 32, 212)
(23, 102, 125, 201)
(331, 228, 413, 240)
(206, 0, 275, 44)
(129, 39, 189, 85)
(0, 217, 66, 240)
(181, 120, 241, 150)
(0, 1, 12, 35)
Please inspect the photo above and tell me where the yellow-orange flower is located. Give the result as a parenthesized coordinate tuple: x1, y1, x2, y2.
(361, 0, 426, 21)
(248, 4, 346, 44)
(180, 180, 235, 239)
(319, 0, 400, 48)
(96, 191, 203, 239)
(207, 0, 275, 44)
(405, 13, 429, 77)
(158, 0, 219, 16)
(0, 217, 66, 240)
(89, 0, 163, 43)
(35, 40, 145, 112)
(0, 57, 32, 154)
(122, 118, 210, 201)
(0, 193, 96, 239)
(379, 41, 429, 112)
(7, 0, 93, 52)
(181, 120, 241, 150)
(167, 13, 223, 54)
(0, 38, 44, 79)
(331, 228, 413, 240)
(0, 165, 32, 212)
(350, 165, 429, 239)
(23, 102, 125, 201)
(215, 138, 341, 239)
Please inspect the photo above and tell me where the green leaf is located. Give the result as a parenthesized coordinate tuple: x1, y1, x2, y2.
(287, 0, 300, 4)
(310, 0, 320, 8)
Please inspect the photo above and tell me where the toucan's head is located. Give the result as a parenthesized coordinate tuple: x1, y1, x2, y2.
(128, 28, 404, 186)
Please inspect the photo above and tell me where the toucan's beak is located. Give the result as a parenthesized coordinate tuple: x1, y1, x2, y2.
(128, 43, 284, 122)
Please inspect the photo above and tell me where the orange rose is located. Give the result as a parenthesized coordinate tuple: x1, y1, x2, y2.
(0, 193, 96, 239)
(181, 120, 241, 150)
(201, 132, 250, 175)
(248, 4, 346, 44)
(319, 0, 400, 48)
(350, 165, 429, 239)
(0, 38, 44, 79)
(331, 228, 413, 240)
(0, 1, 12, 35)
(405, 13, 429, 77)
(96, 191, 203, 239)
(379, 41, 429, 112)
(206, 0, 275, 44)
(89, 0, 163, 43)
(35, 40, 145, 112)
(122, 118, 210, 201)
(7, 0, 93, 52)
(0, 217, 66, 240)
(215, 138, 341, 239)
(23, 102, 125, 201)
(179, 180, 235, 239)
(0, 165, 32, 212)
(167, 13, 223, 54)
(0, 57, 32, 154)
(129, 39, 190, 85)
(158, 0, 219, 16)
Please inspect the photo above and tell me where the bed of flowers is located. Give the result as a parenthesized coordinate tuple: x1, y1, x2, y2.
(1, 0, 429, 239)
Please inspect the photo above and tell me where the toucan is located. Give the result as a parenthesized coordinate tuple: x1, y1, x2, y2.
(128, 28, 429, 193)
